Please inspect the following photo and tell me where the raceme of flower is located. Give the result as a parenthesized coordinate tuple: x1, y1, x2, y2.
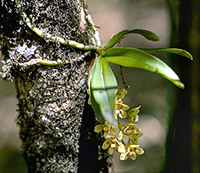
(94, 88, 144, 161)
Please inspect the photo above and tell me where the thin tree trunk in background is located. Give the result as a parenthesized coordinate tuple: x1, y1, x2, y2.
(0, 0, 110, 172)
(166, 0, 200, 172)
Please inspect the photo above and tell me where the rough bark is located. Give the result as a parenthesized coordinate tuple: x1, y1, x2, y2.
(0, 0, 110, 172)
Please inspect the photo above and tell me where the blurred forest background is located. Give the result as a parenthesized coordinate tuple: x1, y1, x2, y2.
(0, 0, 199, 173)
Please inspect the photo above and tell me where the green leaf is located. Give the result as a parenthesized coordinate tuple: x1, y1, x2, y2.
(90, 86, 104, 123)
(140, 48, 193, 60)
(89, 59, 104, 123)
(90, 56, 118, 124)
(103, 29, 159, 50)
(103, 47, 184, 88)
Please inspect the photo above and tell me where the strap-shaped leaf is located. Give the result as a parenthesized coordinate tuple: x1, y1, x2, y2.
(103, 47, 184, 88)
(103, 29, 159, 50)
(90, 56, 118, 125)
(140, 48, 193, 60)
(90, 88, 104, 123)
(89, 59, 104, 123)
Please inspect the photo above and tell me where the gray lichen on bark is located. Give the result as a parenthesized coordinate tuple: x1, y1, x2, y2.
(0, 0, 105, 172)
(15, 62, 89, 172)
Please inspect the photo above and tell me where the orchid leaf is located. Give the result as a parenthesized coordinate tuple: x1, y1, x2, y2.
(90, 56, 118, 124)
(140, 48, 193, 60)
(103, 29, 159, 50)
(103, 47, 184, 88)
(89, 59, 104, 123)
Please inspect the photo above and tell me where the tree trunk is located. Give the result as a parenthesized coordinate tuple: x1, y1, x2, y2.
(0, 0, 110, 172)
(165, 0, 200, 172)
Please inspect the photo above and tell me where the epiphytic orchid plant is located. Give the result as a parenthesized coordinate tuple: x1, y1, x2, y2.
(88, 29, 193, 160)
(1, 1, 193, 161)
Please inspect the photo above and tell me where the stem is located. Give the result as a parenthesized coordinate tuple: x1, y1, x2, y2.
(18, 51, 91, 69)
(84, 9, 101, 47)
(15, 0, 98, 51)
(120, 66, 129, 90)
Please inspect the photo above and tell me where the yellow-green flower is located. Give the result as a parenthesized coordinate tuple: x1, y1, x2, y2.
(122, 123, 138, 135)
(127, 105, 141, 122)
(115, 88, 127, 99)
(94, 121, 118, 137)
(116, 99, 129, 110)
(129, 131, 143, 144)
(102, 135, 125, 155)
(94, 124, 104, 133)
(122, 123, 143, 144)
(120, 145, 144, 161)
(115, 109, 127, 119)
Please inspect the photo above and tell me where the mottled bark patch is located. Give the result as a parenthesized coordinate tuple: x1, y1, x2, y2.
(0, 0, 111, 172)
